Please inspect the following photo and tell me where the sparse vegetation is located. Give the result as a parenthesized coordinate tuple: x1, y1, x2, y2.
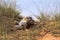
(0, 0, 60, 40)
(0, 0, 22, 40)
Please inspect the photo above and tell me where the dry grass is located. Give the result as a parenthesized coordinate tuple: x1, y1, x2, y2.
(0, 1, 60, 40)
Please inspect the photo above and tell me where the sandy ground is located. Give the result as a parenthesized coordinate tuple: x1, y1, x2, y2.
(37, 33, 60, 40)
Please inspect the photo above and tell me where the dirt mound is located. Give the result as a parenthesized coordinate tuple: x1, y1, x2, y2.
(37, 33, 60, 40)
